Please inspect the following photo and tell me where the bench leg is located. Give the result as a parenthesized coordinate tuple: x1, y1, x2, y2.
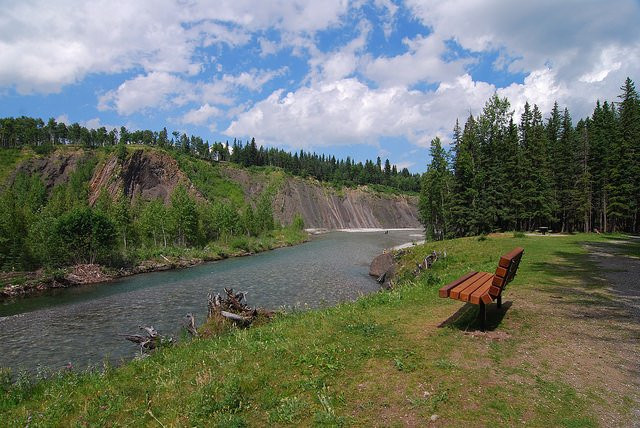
(497, 295, 502, 309)
(478, 302, 486, 331)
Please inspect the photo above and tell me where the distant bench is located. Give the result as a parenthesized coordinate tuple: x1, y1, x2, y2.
(439, 247, 524, 330)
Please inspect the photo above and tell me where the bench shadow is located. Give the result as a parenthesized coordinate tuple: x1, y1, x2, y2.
(438, 301, 512, 331)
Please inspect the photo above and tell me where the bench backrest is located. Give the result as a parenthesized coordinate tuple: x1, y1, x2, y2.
(488, 247, 524, 299)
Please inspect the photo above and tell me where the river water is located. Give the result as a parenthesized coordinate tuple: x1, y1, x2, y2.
(0, 229, 423, 374)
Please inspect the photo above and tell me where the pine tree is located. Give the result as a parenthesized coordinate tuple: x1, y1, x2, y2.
(573, 119, 592, 232)
(519, 103, 555, 229)
(419, 137, 451, 239)
(617, 77, 640, 232)
(449, 117, 479, 236)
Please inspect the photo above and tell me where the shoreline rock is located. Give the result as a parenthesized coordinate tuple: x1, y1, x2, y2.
(369, 251, 397, 289)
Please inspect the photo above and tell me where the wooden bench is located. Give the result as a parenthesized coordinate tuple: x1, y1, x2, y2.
(438, 247, 524, 330)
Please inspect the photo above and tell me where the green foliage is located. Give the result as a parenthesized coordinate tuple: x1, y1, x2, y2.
(427, 77, 640, 236)
(169, 184, 199, 247)
(419, 137, 452, 239)
(291, 214, 305, 231)
(55, 207, 116, 264)
(174, 154, 245, 207)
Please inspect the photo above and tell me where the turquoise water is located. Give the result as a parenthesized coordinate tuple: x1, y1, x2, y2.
(0, 230, 422, 373)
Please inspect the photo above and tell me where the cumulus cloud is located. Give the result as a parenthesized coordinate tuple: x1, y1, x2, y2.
(0, 0, 351, 94)
(222, 68, 288, 91)
(98, 72, 190, 115)
(180, 104, 221, 127)
(99, 67, 286, 115)
(2, 0, 639, 161)
(362, 34, 471, 88)
(226, 75, 495, 148)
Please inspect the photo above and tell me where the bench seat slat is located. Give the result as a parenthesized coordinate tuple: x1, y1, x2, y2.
(450, 272, 492, 300)
(459, 275, 493, 302)
(470, 280, 494, 305)
(447, 272, 485, 299)
(438, 271, 479, 298)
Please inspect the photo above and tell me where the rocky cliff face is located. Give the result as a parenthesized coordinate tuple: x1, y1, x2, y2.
(12, 149, 90, 191)
(88, 149, 201, 204)
(273, 178, 420, 229)
(221, 167, 420, 229)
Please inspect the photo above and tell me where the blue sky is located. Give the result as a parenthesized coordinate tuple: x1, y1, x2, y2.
(1, 0, 639, 172)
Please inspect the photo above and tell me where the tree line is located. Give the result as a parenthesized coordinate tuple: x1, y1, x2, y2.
(0, 153, 285, 271)
(420, 77, 640, 238)
(0, 119, 421, 193)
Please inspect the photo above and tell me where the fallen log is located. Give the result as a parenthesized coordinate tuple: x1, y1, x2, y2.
(220, 310, 253, 324)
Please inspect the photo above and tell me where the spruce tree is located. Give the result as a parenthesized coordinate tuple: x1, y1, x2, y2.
(419, 137, 451, 239)
(617, 77, 640, 232)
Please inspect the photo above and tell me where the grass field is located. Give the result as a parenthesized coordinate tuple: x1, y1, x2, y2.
(1, 233, 638, 426)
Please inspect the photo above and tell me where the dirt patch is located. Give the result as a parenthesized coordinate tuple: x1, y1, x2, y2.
(64, 264, 112, 284)
(463, 330, 511, 341)
(503, 241, 640, 426)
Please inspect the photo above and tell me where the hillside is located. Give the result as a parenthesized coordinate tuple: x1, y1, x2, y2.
(6, 146, 419, 230)
(0, 145, 419, 288)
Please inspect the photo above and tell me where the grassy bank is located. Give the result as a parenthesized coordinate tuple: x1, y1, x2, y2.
(1, 233, 638, 426)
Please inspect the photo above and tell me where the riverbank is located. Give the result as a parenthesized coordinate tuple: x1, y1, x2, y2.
(0, 227, 309, 301)
(1, 233, 637, 425)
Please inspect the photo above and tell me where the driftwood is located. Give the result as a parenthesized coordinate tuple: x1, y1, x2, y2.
(412, 250, 446, 275)
(120, 325, 172, 353)
(207, 287, 270, 326)
(184, 313, 198, 337)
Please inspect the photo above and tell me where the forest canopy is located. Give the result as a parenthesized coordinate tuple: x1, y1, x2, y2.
(419, 77, 640, 238)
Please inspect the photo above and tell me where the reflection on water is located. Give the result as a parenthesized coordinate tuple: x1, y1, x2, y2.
(0, 230, 422, 373)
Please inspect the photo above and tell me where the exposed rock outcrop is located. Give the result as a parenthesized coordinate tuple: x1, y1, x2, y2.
(221, 167, 420, 229)
(274, 178, 420, 229)
(88, 149, 202, 204)
(11, 149, 89, 191)
(369, 252, 397, 288)
(10, 147, 419, 230)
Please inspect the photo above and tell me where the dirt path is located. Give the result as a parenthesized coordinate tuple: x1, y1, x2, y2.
(583, 238, 640, 425)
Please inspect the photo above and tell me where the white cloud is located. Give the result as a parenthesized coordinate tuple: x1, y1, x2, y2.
(404, 0, 640, 99)
(226, 75, 495, 148)
(55, 114, 70, 125)
(180, 104, 221, 126)
(362, 34, 470, 88)
(0, 0, 352, 94)
(222, 68, 288, 91)
(306, 20, 371, 83)
(98, 72, 190, 115)
(498, 68, 568, 120)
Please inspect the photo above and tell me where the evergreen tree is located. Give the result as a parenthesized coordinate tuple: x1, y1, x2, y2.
(449, 117, 478, 235)
(419, 137, 451, 239)
(617, 77, 640, 232)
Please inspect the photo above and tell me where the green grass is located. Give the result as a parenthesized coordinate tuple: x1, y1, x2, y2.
(0, 148, 30, 185)
(172, 153, 245, 206)
(1, 233, 636, 426)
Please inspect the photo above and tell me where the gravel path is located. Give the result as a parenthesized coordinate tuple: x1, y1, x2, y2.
(584, 238, 640, 425)
(585, 240, 640, 321)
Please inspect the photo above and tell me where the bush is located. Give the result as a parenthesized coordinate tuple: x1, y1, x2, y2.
(512, 231, 526, 238)
(291, 214, 305, 231)
(55, 207, 117, 264)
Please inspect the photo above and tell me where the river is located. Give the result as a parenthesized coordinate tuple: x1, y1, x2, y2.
(0, 229, 423, 374)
